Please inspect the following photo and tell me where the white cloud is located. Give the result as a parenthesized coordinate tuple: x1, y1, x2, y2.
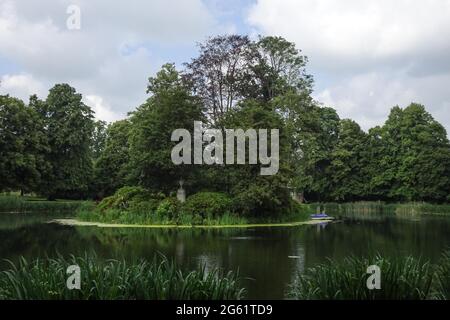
(248, 0, 450, 134)
(314, 72, 450, 133)
(0, 73, 46, 100)
(248, 0, 450, 72)
(0, 0, 217, 121)
(84, 95, 121, 123)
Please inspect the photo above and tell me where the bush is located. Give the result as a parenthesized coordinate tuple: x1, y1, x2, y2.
(183, 192, 233, 220)
(96, 186, 164, 213)
(231, 181, 291, 217)
(155, 198, 181, 222)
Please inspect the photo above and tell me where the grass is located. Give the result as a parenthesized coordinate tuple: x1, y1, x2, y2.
(435, 251, 450, 300)
(0, 195, 88, 214)
(315, 201, 450, 218)
(0, 254, 246, 300)
(288, 251, 450, 300)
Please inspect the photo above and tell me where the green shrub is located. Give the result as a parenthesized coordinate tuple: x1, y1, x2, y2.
(183, 192, 233, 220)
(155, 198, 181, 222)
(96, 186, 164, 214)
(231, 181, 292, 217)
(0, 254, 246, 300)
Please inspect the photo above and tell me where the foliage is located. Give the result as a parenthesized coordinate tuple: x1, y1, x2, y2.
(31, 84, 95, 199)
(0, 254, 245, 300)
(368, 104, 450, 202)
(288, 254, 448, 300)
(183, 192, 233, 220)
(96, 186, 162, 212)
(318, 201, 450, 217)
(128, 63, 204, 193)
(0, 195, 87, 214)
(155, 197, 181, 222)
(93, 120, 131, 198)
(0, 95, 48, 193)
(435, 250, 450, 300)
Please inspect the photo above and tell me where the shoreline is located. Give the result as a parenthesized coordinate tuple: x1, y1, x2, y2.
(51, 218, 335, 229)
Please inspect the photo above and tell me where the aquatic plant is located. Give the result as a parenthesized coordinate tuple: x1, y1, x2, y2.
(0, 254, 246, 300)
(0, 195, 87, 214)
(288, 254, 450, 300)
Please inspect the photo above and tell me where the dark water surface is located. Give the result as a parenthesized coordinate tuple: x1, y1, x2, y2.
(0, 212, 449, 299)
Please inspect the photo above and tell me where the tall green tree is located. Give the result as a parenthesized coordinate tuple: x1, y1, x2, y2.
(94, 119, 131, 197)
(378, 103, 450, 201)
(33, 84, 95, 199)
(329, 119, 368, 201)
(0, 95, 48, 193)
(91, 120, 107, 160)
(217, 99, 291, 216)
(128, 63, 204, 193)
(246, 36, 313, 102)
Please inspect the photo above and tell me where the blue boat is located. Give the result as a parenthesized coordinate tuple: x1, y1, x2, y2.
(310, 213, 333, 220)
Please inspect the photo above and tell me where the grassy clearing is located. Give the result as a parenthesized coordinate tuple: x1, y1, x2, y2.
(0, 254, 246, 300)
(288, 251, 450, 300)
(0, 195, 88, 214)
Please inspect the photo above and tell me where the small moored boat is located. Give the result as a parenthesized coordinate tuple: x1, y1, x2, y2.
(310, 213, 334, 220)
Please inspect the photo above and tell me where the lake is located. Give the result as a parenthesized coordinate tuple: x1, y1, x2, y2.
(0, 212, 449, 299)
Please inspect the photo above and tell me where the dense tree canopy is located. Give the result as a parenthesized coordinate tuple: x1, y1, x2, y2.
(93, 119, 130, 198)
(0, 95, 47, 193)
(128, 63, 204, 193)
(1, 34, 449, 209)
(32, 84, 95, 199)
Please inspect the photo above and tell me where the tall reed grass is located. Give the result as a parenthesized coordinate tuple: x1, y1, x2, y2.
(435, 251, 450, 300)
(0, 195, 87, 214)
(315, 201, 450, 218)
(0, 254, 246, 300)
(288, 252, 450, 300)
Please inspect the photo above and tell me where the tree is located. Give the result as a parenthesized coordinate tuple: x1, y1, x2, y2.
(33, 84, 95, 199)
(0, 95, 48, 193)
(245, 36, 313, 102)
(184, 35, 314, 124)
(377, 103, 450, 201)
(93, 120, 131, 197)
(91, 120, 107, 160)
(329, 119, 368, 201)
(216, 99, 292, 216)
(128, 63, 204, 193)
(184, 35, 252, 124)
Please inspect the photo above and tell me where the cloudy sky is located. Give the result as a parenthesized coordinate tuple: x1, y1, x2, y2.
(1, 0, 449, 133)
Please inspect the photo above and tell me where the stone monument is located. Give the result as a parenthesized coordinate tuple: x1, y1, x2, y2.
(176, 179, 186, 203)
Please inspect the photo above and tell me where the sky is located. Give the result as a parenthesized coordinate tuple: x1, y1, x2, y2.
(0, 0, 449, 134)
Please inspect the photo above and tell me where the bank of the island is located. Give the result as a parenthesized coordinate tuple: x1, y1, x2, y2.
(65, 186, 334, 228)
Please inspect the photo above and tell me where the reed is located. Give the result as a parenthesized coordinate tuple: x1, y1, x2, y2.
(316, 201, 450, 218)
(0, 195, 87, 214)
(0, 254, 246, 300)
(434, 250, 450, 300)
(288, 254, 449, 300)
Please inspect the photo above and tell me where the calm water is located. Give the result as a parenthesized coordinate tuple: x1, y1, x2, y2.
(0, 212, 449, 299)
